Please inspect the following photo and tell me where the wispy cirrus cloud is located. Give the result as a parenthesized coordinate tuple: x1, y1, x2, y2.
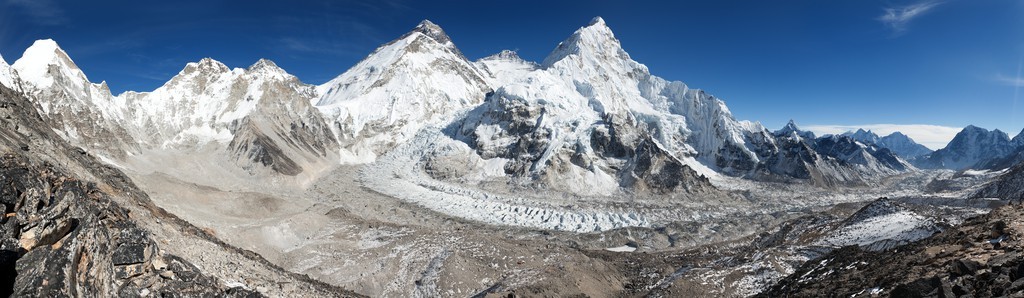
(879, 1, 942, 36)
(5, 0, 68, 26)
(995, 74, 1024, 87)
(804, 124, 962, 150)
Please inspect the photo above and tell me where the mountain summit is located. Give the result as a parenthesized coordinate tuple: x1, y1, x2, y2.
(915, 125, 1016, 170)
(775, 120, 816, 140)
(844, 129, 932, 159)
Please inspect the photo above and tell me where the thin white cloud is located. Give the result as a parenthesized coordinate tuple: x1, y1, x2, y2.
(5, 0, 68, 26)
(996, 74, 1024, 87)
(803, 124, 962, 150)
(879, 1, 942, 35)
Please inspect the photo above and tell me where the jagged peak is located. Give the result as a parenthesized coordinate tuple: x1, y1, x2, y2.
(845, 128, 881, 140)
(181, 57, 230, 75)
(541, 16, 627, 67)
(962, 124, 983, 131)
(23, 39, 64, 56)
(247, 58, 286, 73)
(1013, 128, 1024, 142)
(482, 49, 523, 61)
(12, 39, 88, 87)
(774, 119, 815, 139)
(952, 125, 1010, 142)
(15, 39, 72, 67)
(412, 19, 452, 45)
(784, 119, 800, 130)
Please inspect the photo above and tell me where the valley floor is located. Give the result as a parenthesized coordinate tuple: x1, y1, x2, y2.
(125, 158, 1002, 297)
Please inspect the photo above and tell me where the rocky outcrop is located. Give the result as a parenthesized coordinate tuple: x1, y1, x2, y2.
(972, 162, 1024, 201)
(0, 152, 261, 297)
(760, 202, 1024, 297)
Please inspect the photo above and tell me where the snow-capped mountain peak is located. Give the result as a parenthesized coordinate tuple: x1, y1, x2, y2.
(12, 39, 90, 90)
(915, 125, 1015, 170)
(249, 58, 279, 70)
(412, 19, 453, 46)
(541, 16, 631, 68)
(314, 19, 490, 162)
(844, 128, 881, 145)
(185, 57, 231, 74)
(775, 120, 816, 140)
(483, 49, 524, 62)
(878, 131, 932, 159)
(245, 58, 295, 81)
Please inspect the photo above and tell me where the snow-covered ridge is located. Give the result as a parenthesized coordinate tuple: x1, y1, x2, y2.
(313, 19, 491, 163)
(1, 17, 914, 187)
(121, 56, 317, 147)
(0, 53, 22, 92)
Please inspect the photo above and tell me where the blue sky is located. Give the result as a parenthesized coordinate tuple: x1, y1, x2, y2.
(1, 0, 1022, 148)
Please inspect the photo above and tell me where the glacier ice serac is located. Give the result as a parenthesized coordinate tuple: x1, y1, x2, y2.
(0, 17, 920, 231)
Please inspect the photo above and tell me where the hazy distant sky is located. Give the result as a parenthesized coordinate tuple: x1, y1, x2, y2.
(1, 0, 1022, 148)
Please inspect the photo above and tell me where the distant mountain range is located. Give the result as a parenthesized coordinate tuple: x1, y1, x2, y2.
(842, 129, 933, 159)
(818, 124, 1024, 172)
(0, 17, 918, 192)
(914, 126, 1024, 171)
(2, 16, 1021, 193)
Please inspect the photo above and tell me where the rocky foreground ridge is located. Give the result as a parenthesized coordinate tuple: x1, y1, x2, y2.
(760, 200, 1024, 297)
(0, 84, 362, 297)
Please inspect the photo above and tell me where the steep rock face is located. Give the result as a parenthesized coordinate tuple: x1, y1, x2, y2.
(226, 79, 338, 176)
(11, 40, 139, 159)
(915, 125, 1017, 170)
(760, 203, 1024, 297)
(315, 20, 491, 163)
(978, 129, 1024, 171)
